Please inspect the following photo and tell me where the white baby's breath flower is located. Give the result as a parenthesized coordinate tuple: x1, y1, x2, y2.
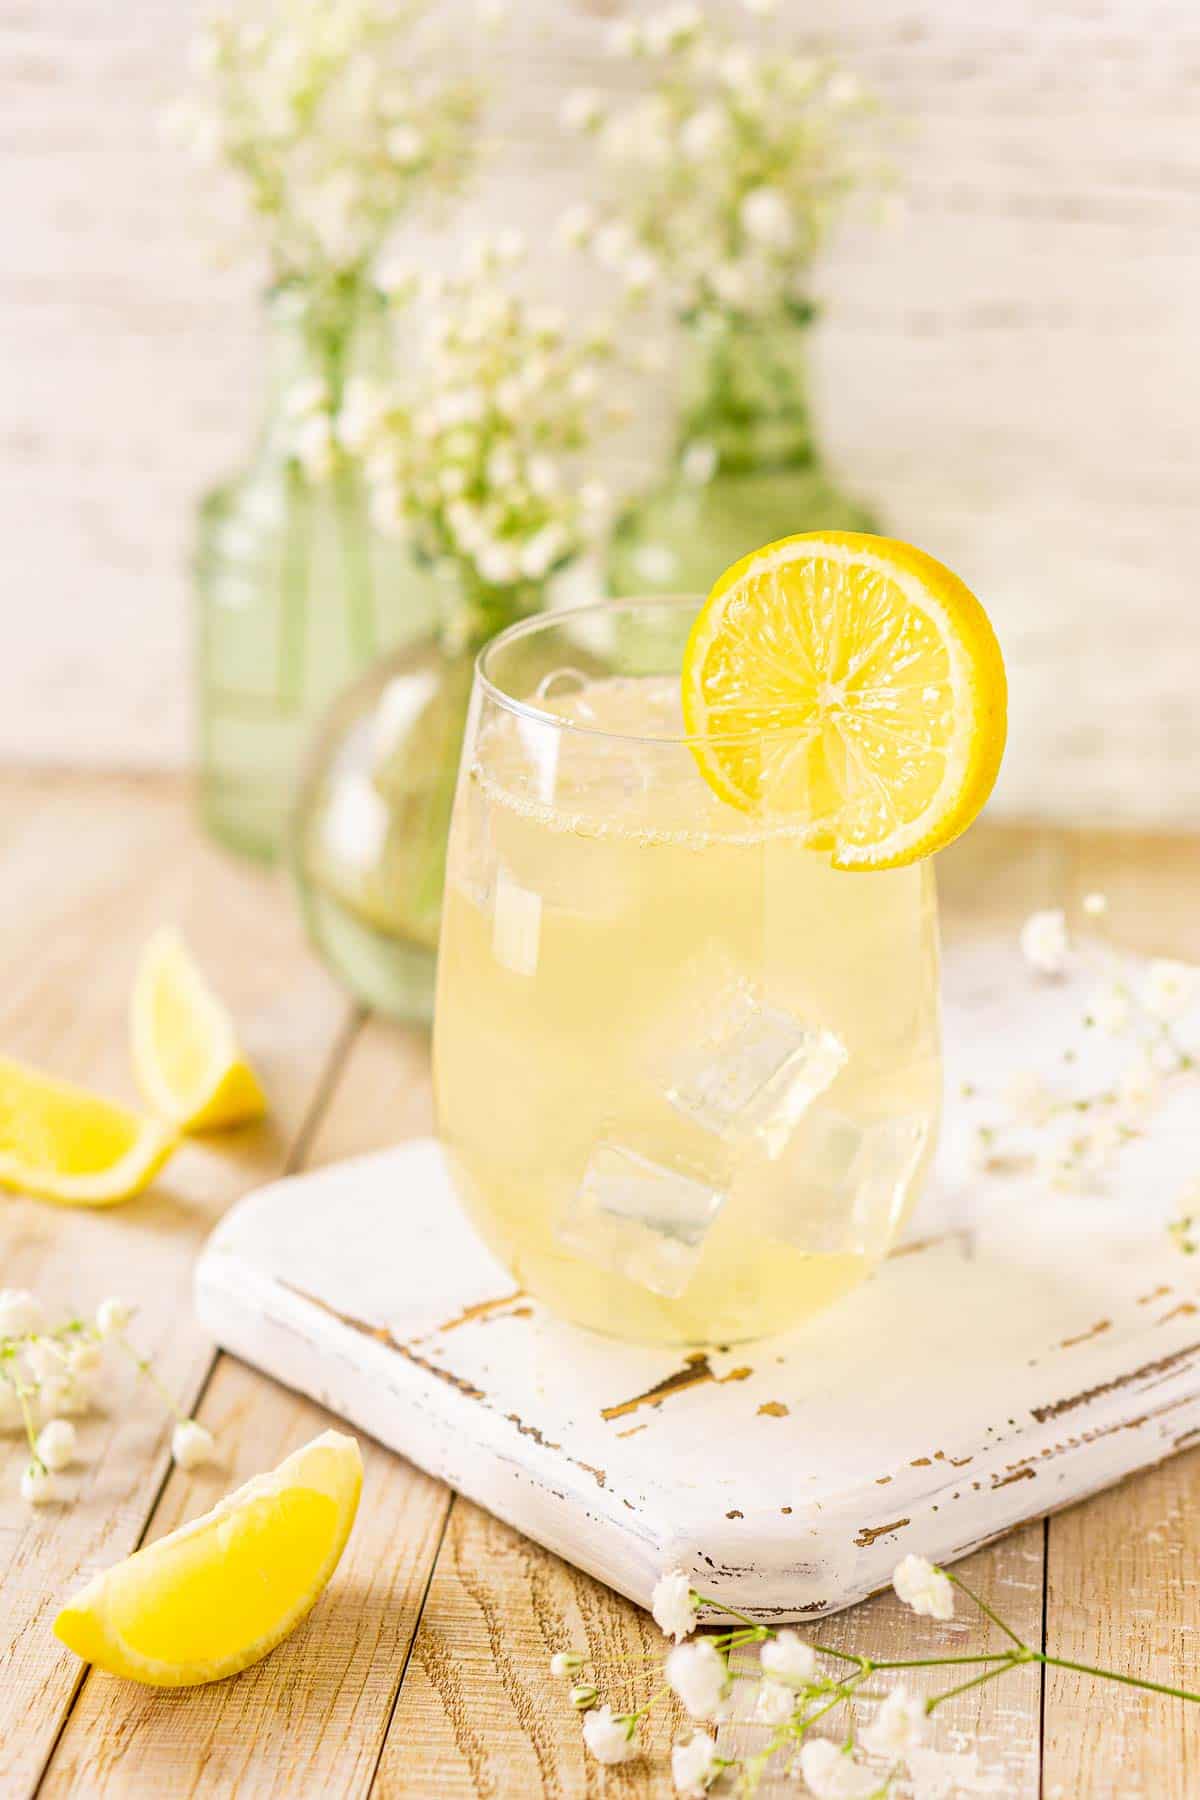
(556, 203, 596, 249)
(171, 1419, 217, 1470)
(593, 220, 636, 271)
(1142, 959, 1198, 1023)
(651, 1569, 699, 1642)
(68, 1341, 102, 1378)
(570, 1683, 599, 1709)
(581, 1703, 639, 1765)
(1036, 1135, 1084, 1193)
(760, 1627, 817, 1685)
(474, 540, 520, 586)
(671, 1730, 719, 1796)
(1088, 979, 1131, 1036)
(679, 105, 728, 160)
(892, 1554, 954, 1621)
(285, 376, 331, 418)
(1003, 1070, 1055, 1127)
(623, 250, 661, 298)
(21, 1461, 59, 1507)
(561, 88, 605, 133)
(607, 18, 644, 58)
(1020, 909, 1069, 976)
(665, 1639, 732, 1721)
(798, 1738, 879, 1799)
(645, 4, 703, 55)
(754, 1677, 795, 1724)
(525, 454, 560, 498)
(740, 185, 794, 248)
(1082, 1117, 1125, 1171)
(295, 413, 336, 481)
(1082, 891, 1108, 918)
(0, 1290, 45, 1339)
(550, 1649, 584, 1677)
(95, 1298, 131, 1340)
(741, 0, 778, 14)
(681, 441, 718, 486)
(827, 70, 865, 108)
(709, 261, 753, 311)
(579, 480, 611, 519)
(518, 522, 570, 581)
(1118, 1049, 1160, 1115)
(385, 122, 426, 166)
(862, 1684, 927, 1758)
(35, 1419, 77, 1472)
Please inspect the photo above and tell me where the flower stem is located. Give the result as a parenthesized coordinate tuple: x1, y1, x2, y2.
(947, 1570, 1028, 1649)
(927, 1660, 1016, 1713)
(1040, 1654, 1200, 1705)
(872, 1652, 1016, 1671)
(116, 1335, 184, 1422)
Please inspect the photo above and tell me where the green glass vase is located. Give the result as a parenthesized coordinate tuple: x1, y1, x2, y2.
(195, 278, 434, 861)
(608, 306, 877, 597)
(290, 568, 550, 1025)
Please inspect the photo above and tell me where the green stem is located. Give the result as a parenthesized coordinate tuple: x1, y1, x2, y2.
(117, 1335, 185, 1423)
(947, 1570, 1028, 1650)
(872, 1652, 1016, 1671)
(927, 1660, 1016, 1713)
(1041, 1654, 1200, 1706)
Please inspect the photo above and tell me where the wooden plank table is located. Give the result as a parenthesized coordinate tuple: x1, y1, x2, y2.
(1, 769, 1197, 1798)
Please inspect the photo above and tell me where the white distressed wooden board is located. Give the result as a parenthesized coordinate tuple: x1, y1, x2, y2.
(195, 940, 1200, 1620)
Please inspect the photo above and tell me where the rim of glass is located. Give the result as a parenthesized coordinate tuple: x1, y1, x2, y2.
(476, 595, 797, 750)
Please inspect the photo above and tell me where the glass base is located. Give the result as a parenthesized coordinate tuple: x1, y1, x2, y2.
(608, 462, 878, 598)
(297, 879, 436, 1024)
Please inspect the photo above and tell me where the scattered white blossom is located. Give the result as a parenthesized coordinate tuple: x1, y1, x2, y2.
(681, 441, 719, 486)
(665, 1639, 732, 1721)
(561, 89, 605, 134)
(96, 1297, 132, 1340)
(581, 1703, 639, 1765)
(172, 1419, 217, 1470)
(550, 1650, 584, 1677)
(35, 1419, 77, 1472)
(862, 1684, 927, 1758)
(1003, 1070, 1055, 1127)
(760, 1627, 817, 1686)
(1118, 1049, 1161, 1115)
(1082, 891, 1108, 917)
(21, 1462, 59, 1507)
(1088, 979, 1131, 1036)
(1019, 909, 1069, 976)
(651, 1569, 699, 1642)
(893, 1554, 954, 1622)
(1142, 960, 1198, 1023)
(671, 1731, 719, 1796)
(0, 1290, 45, 1339)
(798, 1737, 880, 1799)
(570, 1683, 599, 1710)
(754, 1678, 796, 1724)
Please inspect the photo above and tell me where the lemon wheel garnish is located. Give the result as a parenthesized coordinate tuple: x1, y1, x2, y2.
(55, 1431, 363, 1687)
(132, 929, 267, 1131)
(0, 1055, 177, 1207)
(682, 531, 1007, 869)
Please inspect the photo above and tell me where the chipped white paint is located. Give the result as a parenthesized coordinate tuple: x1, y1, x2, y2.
(5, 1, 1200, 824)
(196, 938, 1200, 1619)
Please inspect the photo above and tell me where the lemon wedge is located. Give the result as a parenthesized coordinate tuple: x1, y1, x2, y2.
(54, 1430, 363, 1687)
(682, 531, 1007, 869)
(0, 1055, 177, 1206)
(132, 929, 266, 1131)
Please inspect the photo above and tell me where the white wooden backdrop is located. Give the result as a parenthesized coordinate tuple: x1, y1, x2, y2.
(3, 0, 1200, 826)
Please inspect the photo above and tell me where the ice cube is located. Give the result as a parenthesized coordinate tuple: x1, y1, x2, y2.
(664, 977, 846, 1157)
(759, 1112, 929, 1255)
(492, 864, 542, 976)
(557, 1142, 726, 1298)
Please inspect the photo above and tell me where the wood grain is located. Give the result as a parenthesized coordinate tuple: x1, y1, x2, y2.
(0, 772, 350, 1795)
(38, 1015, 447, 1798)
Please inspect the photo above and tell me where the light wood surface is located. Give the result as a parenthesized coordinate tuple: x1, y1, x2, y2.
(1, 770, 1199, 1797)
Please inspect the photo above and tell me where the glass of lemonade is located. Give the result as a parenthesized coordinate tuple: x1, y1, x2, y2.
(433, 596, 943, 1345)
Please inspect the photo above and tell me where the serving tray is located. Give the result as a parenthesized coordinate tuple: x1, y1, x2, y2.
(195, 941, 1200, 1619)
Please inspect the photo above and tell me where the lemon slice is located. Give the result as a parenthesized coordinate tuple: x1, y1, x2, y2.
(682, 531, 1007, 869)
(55, 1430, 363, 1687)
(0, 1055, 177, 1207)
(132, 929, 267, 1131)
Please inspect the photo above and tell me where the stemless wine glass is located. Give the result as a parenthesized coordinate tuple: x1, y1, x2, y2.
(433, 598, 942, 1345)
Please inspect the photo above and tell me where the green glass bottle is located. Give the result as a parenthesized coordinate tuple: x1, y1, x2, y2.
(194, 278, 434, 860)
(609, 305, 877, 597)
(290, 567, 550, 1025)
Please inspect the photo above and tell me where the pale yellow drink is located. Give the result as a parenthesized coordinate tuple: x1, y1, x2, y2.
(434, 668, 941, 1345)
